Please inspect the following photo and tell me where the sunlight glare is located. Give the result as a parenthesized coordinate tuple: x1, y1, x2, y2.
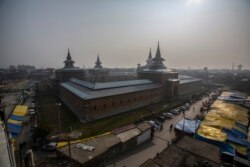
(188, 0, 202, 5)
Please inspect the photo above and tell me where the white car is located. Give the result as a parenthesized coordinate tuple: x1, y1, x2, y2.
(29, 109, 36, 115)
(162, 112, 173, 119)
(30, 103, 36, 108)
(148, 120, 160, 130)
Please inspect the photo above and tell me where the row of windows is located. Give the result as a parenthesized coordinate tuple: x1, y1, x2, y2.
(92, 92, 162, 110)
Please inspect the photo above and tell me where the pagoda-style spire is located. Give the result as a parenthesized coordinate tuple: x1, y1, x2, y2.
(67, 48, 71, 59)
(146, 48, 153, 67)
(151, 41, 166, 69)
(64, 48, 75, 68)
(154, 41, 164, 60)
(94, 54, 103, 68)
(148, 48, 152, 59)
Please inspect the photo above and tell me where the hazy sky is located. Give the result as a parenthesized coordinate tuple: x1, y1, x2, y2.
(1, 0, 250, 69)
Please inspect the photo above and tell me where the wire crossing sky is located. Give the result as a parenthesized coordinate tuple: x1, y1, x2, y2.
(1, 0, 250, 69)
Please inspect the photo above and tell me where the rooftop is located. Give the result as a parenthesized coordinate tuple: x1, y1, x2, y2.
(139, 68, 177, 74)
(136, 122, 152, 132)
(58, 134, 120, 165)
(176, 136, 221, 164)
(60, 78, 161, 100)
(70, 78, 153, 90)
(140, 136, 221, 167)
(179, 78, 202, 84)
(116, 128, 141, 143)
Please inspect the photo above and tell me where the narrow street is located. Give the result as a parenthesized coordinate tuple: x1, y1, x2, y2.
(107, 94, 211, 167)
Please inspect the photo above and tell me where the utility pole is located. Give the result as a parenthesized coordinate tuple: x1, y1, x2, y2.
(67, 136, 71, 166)
(56, 103, 62, 134)
(182, 112, 185, 136)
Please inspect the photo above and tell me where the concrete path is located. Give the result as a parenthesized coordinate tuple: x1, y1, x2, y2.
(107, 94, 211, 167)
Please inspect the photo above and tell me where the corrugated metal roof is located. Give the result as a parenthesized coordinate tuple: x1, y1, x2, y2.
(179, 78, 201, 84)
(58, 134, 120, 165)
(70, 78, 153, 90)
(136, 122, 152, 132)
(140, 68, 178, 74)
(61, 83, 89, 99)
(60, 81, 161, 100)
(116, 128, 141, 143)
(179, 75, 194, 79)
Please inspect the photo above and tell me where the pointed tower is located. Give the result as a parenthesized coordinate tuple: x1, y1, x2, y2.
(151, 41, 166, 69)
(145, 48, 153, 67)
(94, 55, 103, 68)
(64, 48, 75, 68)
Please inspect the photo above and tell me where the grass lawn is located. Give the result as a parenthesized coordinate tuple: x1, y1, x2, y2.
(37, 93, 186, 139)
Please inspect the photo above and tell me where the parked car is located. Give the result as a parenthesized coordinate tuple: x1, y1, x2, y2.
(30, 103, 35, 108)
(148, 120, 160, 130)
(153, 119, 161, 126)
(170, 109, 179, 115)
(162, 112, 173, 119)
(179, 106, 186, 112)
(156, 116, 165, 122)
(29, 109, 36, 115)
(185, 103, 190, 108)
(42, 142, 57, 152)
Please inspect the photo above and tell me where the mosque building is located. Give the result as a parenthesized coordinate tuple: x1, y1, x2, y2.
(55, 42, 202, 121)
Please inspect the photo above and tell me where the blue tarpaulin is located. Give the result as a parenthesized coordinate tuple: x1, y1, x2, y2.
(7, 123, 22, 134)
(10, 115, 25, 121)
(222, 128, 246, 139)
(194, 133, 235, 156)
(175, 119, 201, 134)
(235, 121, 247, 132)
(222, 128, 248, 147)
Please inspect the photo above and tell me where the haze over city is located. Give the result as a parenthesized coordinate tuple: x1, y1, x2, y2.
(1, 0, 250, 69)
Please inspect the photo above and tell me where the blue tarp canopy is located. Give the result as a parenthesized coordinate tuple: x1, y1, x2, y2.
(175, 119, 201, 134)
(222, 128, 248, 147)
(235, 121, 247, 132)
(7, 123, 22, 134)
(222, 128, 246, 140)
(195, 133, 235, 156)
(10, 115, 25, 121)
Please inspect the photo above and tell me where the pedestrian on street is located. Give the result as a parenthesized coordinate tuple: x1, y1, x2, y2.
(160, 124, 163, 131)
(170, 124, 173, 132)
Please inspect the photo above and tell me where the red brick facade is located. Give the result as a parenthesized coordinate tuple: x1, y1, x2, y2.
(59, 85, 162, 120)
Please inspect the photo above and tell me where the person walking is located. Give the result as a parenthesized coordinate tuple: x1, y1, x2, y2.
(170, 124, 173, 132)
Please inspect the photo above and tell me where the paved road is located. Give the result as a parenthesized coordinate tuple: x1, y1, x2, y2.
(107, 95, 211, 167)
